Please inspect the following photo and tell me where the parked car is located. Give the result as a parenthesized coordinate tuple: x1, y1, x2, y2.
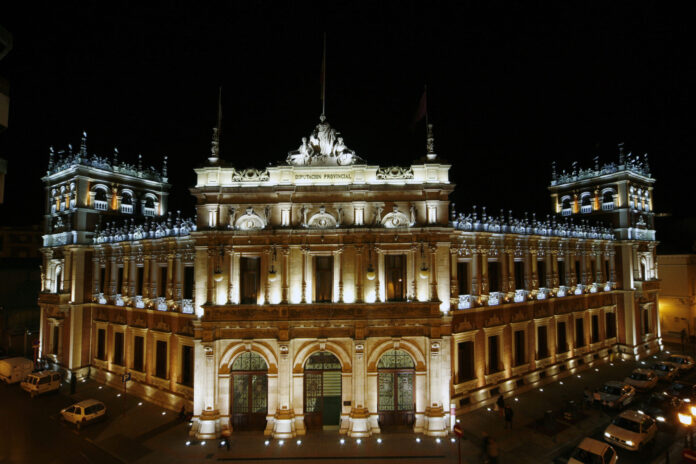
(60, 399, 107, 429)
(569, 437, 618, 464)
(604, 410, 658, 451)
(664, 354, 695, 372)
(636, 393, 681, 426)
(20, 371, 61, 397)
(662, 381, 696, 403)
(0, 357, 34, 384)
(596, 381, 636, 409)
(624, 368, 658, 391)
(649, 362, 678, 382)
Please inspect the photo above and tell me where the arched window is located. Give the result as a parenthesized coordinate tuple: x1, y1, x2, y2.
(580, 193, 592, 213)
(95, 189, 107, 201)
(561, 197, 572, 216)
(232, 352, 268, 371)
(602, 190, 614, 210)
(230, 352, 268, 431)
(145, 196, 155, 208)
(378, 350, 416, 427)
(378, 349, 415, 369)
(121, 192, 134, 214)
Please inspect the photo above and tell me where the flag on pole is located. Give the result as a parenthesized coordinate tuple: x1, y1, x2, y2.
(412, 86, 427, 128)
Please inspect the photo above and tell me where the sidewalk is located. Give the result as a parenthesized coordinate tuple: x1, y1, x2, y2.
(64, 353, 670, 463)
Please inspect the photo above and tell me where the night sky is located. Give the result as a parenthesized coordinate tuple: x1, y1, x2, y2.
(0, 2, 694, 247)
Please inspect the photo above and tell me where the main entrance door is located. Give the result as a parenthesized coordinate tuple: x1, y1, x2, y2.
(230, 352, 268, 431)
(304, 351, 342, 429)
(377, 349, 415, 427)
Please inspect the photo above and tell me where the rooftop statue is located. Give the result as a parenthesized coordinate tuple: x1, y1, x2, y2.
(286, 115, 362, 166)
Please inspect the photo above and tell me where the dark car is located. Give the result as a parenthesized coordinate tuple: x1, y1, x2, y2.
(662, 381, 696, 404)
(636, 393, 681, 426)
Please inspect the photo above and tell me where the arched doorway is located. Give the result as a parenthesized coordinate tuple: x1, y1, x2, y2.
(230, 352, 268, 431)
(304, 351, 342, 429)
(377, 349, 415, 427)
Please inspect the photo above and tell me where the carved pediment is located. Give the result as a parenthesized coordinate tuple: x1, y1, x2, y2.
(307, 207, 337, 229)
(381, 207, 411, 229)
(235, 208, 266, 230)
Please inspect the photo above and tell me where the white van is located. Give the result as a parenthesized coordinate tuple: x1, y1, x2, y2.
(21, 371, 62, 397)
(0, 357, 34, 384)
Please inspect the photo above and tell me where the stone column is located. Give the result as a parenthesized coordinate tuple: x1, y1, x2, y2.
(523, 249, 532, 291)
(273, 342, 296, 438)
(410, 245, 418, 300)
(470, 250, 480, 296)
(196, 342, 221, 439)
(544, 249, 553, 288)
(566, 248, 574, 286)
(609, 250, 617, 283)
(123, 256, 131, 297)
(376, 248, 383, 303)
(143, 255, 151, 298)
(507, 251, 516, 291)
(430, 245, 438, 301)
(424, 340, 447, 436)
(579, 248, 588, 285)
(264, 250, 271, 304)
(92, 255, 100, 298)
(166, 253, 174, 299)
(336, 247, 344, 303)
(480, 251, 489, 295)
(301, 247, 308, 304)
(174, 252, 183, 300)
(108, 254, 118, 297)
(551, 251, 559, 288)
(347, 341, 371, 437)
(530, 250, 538, 290)
(501, 250, 509, 293)
(595, 249, 604, 283)
(632, 244, 640, 280)
(206, 249, 215, 305)
(355, 246, 363, 303)
(150, 254, 159, 298)
(450, 248, 458, 304)
(282, 247, 290, 304)
(63, 249, 73, 295)
(228, 251, 238, 304)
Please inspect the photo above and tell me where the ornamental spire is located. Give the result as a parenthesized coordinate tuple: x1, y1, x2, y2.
(208, 87, 222, 165)
(80, 131, 87, 157)
(426, 123, 437, 160)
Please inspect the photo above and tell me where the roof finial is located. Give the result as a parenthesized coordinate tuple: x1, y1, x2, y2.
(48, 146, 55, 171)
(80, 131, 87, 156)
(618, 142, 625, 165)
(208, 87, 222, 165)
(426, 123, 437, 160)
(113, 147, 119, 165)
(137, 153, 143, 171)
(162, 155, 168, 180)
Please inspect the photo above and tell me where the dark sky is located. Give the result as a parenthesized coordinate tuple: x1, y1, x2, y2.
(0, 2, 694, 234)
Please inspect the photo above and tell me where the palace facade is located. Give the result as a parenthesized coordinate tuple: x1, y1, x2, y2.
(37, 117, 660, 439)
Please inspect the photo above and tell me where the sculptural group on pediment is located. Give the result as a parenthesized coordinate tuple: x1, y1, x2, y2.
(287, 115, 363, 166)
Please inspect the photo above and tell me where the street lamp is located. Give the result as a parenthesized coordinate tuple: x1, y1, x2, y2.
(679, 406, 695, 450)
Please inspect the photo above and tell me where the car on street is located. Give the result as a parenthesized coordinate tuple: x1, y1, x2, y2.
(60, 399, 107, 429)
(624, 368, 658, 391)
(604, 410, 658, 451)
(664, 354, 695, 372)
(596, 381, 636, 409)
(569, 437, 618, 464)
(0, 357, 34, 384)
(649, 361, 678, 381)
(635, 393, 681, 426)
(662, 381, 696, 404)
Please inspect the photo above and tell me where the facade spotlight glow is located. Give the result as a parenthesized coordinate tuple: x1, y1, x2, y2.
(297, 440, 302, 445)
(436, 438, 441, 443)
(264, 440, 270, 446)
(117, 393, 121, 397)
(416, 437, 421, 443)
(278, 440, 284, 446)
(340, 438, 345, 445)
(138, 402, 143, 406)
(356, 439, 361, 444)
(377, 438, 382, 444)
(185, 441, 191, 446)
(162, 411, 166, 415)
(201, 441, 206, 445)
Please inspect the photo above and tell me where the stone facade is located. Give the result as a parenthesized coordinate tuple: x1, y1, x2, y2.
(37, 120, 660, 440)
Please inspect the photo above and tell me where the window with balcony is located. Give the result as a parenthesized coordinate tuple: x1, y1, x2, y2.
(457, 341, 475, 383)
(385, 255, 406, 301)
(97, 328, 106, 360)
(457, 262, 469, 295)
(574, 260, 582, 285)
(121, 193, 133, 214)
(537, 326, 549, 359)
(240, 257, 260, 304)
(537, 261, 546, 288)
(561, 197, 572, 216)
(580, 194, 592, 214)
(133, 335, 144, 372)
(158, 266, 167, 297)
(575, 318, 585, 348)
(602, 191, 615, 210)
(183, 266, 194, 300)
(135, 267, 144, 295)
(557, 321, 568, 353)
(558, 260, 566, 286)
(113, 332, 124, 366)
(488, 335, 500, 374)
(591, 315, 600, 343)
(514, 260, 525, 290)
(314, 256, 333, 303)
(143, 197, 156, 217)
(514, 330, 526, 366)
(155, 340, 167, 379)
(487, 261, 501, 292)
(94, 189, 108, 211)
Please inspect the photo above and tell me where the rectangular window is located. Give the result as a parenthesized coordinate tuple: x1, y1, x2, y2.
(557, 321, 568, 353)
(159, 267, 168, 297)
(606, 312, 616, 339)
(537, 261, 546, 288)
(537, 326, 549, 359)
(181, 345, 193, 387)
(133, 335, 144, 372)
(575, 260, 582, 285)
(457, 262, 469, 295)
(488, 336, 500, 373)
(155, 340, 167, 379)
(136, 267, 144, 295)
(240, 257, 260, 304)
(385, 255, 406, 301)
(591, 260, 598, 282)
(113, 332, 124, 365)
(99, 267, 106, 293)
(575, 318, 585, 348)
(97, 328, 106, 360)
(52, 325, 60, 354)
(514, 261, 525, 289)
(314, 256, 333, 303)
(643, 309, 651, 335)
(117, 267, 124, 294)
(457, 341, 475, 383)
(514, 330, 526, 366)
(604, 260, 610, 281)
(591, 314, 600, 343)
(558, 261, 566, 286)
(183, 266, 194, 300)
(487, 261, 501, 292)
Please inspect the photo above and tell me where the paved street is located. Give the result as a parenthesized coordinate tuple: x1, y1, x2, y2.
(1, 343, 693, 463)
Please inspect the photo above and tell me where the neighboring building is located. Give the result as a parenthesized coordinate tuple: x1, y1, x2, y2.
(657, 254, 696, 338)
(0, 23, 13, 203)
(38, 113, 660, 440)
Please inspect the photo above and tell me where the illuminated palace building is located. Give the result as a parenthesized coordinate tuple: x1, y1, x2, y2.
(38, 117, 660, 439)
